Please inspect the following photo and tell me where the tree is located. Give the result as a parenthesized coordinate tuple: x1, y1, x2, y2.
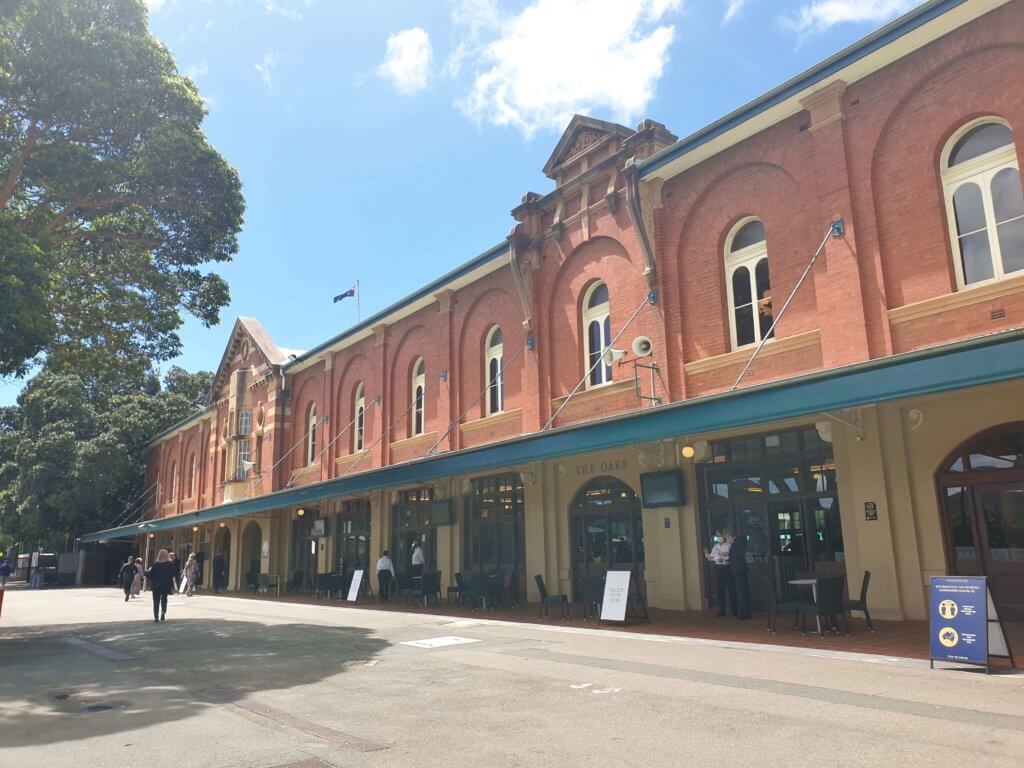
(163, 365, 213, 407)
(0, 0, 244, 377)
(0, 363, 211, 549)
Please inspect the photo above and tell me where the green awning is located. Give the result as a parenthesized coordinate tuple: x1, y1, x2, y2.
(81, 329, 1024, 543)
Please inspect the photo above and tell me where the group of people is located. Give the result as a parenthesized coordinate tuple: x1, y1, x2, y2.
(118, 549, 221, 622)
(374, 541, 425, 602)
(703, 527, 752, 620)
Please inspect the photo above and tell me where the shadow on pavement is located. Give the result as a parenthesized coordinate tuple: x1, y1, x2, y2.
(0, 616, 389, 748)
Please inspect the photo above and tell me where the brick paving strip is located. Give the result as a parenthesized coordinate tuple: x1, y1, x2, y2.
(195, 687, 387, 752)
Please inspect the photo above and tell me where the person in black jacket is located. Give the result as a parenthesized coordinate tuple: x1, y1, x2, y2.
(725, 527, 752, 620)
(213, 551, 226, 594)
(145, 549, 177, 623)
(118, 556, 137, 602)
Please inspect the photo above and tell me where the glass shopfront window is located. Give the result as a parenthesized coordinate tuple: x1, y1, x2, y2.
(697, 426, 844, 612)
(334, 498, 370, 585)
(390, 488, 437, 577)
(464, 473, 526, 600)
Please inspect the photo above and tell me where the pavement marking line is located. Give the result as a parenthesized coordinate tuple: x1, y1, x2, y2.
(197, 688, 386, 752)
(510, 647, 1024, 732)
(401, 636, 482, 649)
(60, 637, 135, 662)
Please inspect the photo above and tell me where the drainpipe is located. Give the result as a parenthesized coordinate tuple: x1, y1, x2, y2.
(508, 228, 533, 331)
(624, 157, 657, 287)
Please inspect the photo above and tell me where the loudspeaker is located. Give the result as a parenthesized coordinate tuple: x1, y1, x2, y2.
(632, 336, 653, 357)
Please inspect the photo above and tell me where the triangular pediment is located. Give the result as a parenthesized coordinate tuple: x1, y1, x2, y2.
(208, 317, 297, 403)
(542, 115, 634, 180)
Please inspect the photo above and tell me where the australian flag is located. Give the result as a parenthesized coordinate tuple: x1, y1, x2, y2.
(333, 284, 356, 303)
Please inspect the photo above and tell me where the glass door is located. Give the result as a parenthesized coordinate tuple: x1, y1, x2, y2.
(974, 484, 1024, 620)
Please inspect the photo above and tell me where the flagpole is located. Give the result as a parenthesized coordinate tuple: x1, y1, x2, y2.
(356, 280, 361, 322)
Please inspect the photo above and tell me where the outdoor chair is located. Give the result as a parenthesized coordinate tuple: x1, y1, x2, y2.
(581, 574, 605, 621)
(245, 573, 259, 593)
(766, 557, 803, 633)
(258, 573, 277, 596)
(316, 574, 337, 599)
(534, 574, 569, 620)
(447, 572, 463, 605)
(410, 571, 441, 607)
(286, 570, 304, 594)
(843, 570, 874, 632)
(395, 572, 414, 604)
(798, 575, 849, 637)
(459, 571, 487, 610)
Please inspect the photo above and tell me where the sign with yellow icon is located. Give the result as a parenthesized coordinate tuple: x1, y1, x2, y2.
(929, 576, 1012, 673)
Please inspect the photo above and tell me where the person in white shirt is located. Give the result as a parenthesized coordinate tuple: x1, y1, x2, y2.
(376, 550, 396, 602)
(704, 532, 736, 617)
(410, 542, 426, 571)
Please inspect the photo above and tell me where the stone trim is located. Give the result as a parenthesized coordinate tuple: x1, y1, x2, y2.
(683, 330, 821, 375)
(887, 275, 1024, 324)
(458, 408, 523, 435)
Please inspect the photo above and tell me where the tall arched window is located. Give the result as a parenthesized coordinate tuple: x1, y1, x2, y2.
(942, 119, 1023, 288)
(353, 383, 366, 451)
(187, 453, 197, 498)
(583, 282, 612, 387)
(412, 358, 425, 436)
(305, 402, 318, 466)
(168, 461, 177, 502)
(486, 326, 504, 415)
(725, 218, 773, 349)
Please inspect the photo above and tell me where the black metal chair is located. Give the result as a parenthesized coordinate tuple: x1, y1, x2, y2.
(245, 573, 259, 593)
(410, 571, 441, 607)
(285, 570, 303, 594)
(448, 571, 464, 605)
(843, 570, 874, 632)
(534, 574, 569, 620)
(799, 575, 849, 637)
(581, 574, 605, 621)
(460, 571, 487, 610)
(766, 557, 804, 633)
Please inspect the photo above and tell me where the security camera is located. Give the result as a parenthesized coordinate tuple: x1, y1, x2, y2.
(632, 336, 653, 357)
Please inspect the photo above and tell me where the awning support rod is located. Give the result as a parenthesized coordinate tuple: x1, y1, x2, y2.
(731, 219, 844, 392)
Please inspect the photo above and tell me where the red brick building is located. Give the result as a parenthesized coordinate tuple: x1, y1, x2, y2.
(87, 0, 1024, 624)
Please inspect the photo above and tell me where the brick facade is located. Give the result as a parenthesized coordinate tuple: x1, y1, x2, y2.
(146, 1, 1024, 514)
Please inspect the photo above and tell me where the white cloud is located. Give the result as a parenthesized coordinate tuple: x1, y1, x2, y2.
(451, 0, 683, 138)
(145, 0, 166, 9)
(184, 60, 209, 80)
(723, 0, 746, 24)
(378, 28, 433, 95)
(264, 1, 304, 21)
(254, 51, 278, 88)
(785, 0, 919, 34)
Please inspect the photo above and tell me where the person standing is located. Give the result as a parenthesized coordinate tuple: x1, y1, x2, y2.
(145, 549, 176, 623)
(118, 556, 137, 602)
(0, 559, 12, 584)
(410, 541, 426, 578)
(167, 551, 180, 593)
(213, 550, 226, 594)
(703, 531, 735, 617)
(184, 553, 200, 597)
(376, 550, 396, 602)
(725, 527, 752, 620)
(130, 557, 144, 597)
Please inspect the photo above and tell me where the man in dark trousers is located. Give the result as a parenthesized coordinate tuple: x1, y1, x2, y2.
(118, 556, 137, 602)
(213, 550, 226, 594)
(725, 527, 751, 620)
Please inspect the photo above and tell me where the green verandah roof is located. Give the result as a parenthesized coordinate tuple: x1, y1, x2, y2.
(80, 329, 1024, 543)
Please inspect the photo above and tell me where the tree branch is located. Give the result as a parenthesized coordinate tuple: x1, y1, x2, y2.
(0, 123, 39, 210)
(55, 229, 161, 248)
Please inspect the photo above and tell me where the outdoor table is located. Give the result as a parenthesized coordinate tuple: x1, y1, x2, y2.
(788, 577, 821, 634)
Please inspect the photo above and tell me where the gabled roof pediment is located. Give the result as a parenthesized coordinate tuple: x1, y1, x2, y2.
(542, 114, 635, 180)
(208, 317, 297, 402)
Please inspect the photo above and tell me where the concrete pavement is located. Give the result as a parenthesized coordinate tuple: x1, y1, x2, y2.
(1, 587, 1022, 768)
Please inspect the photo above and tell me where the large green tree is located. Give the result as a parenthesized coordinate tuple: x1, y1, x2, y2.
(0, 0, 243, 378)
(0, 364, 212, 549)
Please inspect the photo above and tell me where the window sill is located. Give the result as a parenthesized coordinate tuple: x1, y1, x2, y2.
(551, 378, 635, 407)
(389, 431, 438, 450)
(683, 330, 820, 375)
(887, 273, 1024, 324)
(460, 408, 522, 434)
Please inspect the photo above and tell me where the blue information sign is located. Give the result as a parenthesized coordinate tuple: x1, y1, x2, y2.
(929, 576, 988, 668)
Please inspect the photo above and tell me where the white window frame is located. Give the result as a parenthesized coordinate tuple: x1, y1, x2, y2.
(236, 438, 251, 479)
(238, 409, 251, 436)
(725, 217, 773, 351)
(485, 326, 504, 415)
(305, 402, 318, 466)
(941, 118, 1022, 291)
(582, 282, 612, 389)
(354, 383, 366, 452)
(412, 358, 425, 436)
(188, 453, 197, 498)
(169, 461, 178, 502)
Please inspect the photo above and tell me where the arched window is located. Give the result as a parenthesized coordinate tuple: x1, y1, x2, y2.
(942, 119, 1023, 288)
(305, 402, 318, 466)
(353, 383, 366, 452)
(486, 326, 504, 415)
(168, 461, 177, 502)
(412, 358, 425, 436)
(725, 218, 773, 349)
(583, 282, 612, 387)
(187, 453, 197, 498)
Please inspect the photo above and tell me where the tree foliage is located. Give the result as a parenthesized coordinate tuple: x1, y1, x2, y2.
(0, 363, 211, 549)
(0, 0, 243, 377)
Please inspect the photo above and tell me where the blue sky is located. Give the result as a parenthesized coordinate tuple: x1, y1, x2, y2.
(0, 0, 924, 405)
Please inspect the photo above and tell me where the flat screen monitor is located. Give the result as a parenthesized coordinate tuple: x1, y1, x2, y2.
(640, 469, 686, 508)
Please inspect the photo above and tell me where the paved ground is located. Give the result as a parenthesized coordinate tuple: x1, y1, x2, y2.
(2, 588, 1023, 768)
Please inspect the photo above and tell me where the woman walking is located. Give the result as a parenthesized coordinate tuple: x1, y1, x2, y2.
(130, 556, 144, 597)
(184, 552, 200, 597)
(145, 549, 177, 623)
